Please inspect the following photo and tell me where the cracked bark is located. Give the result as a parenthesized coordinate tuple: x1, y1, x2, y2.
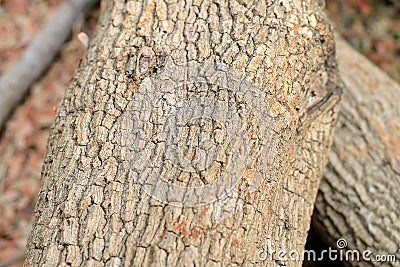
(313, 36, 400, 267)
(25, 1, 340, 266)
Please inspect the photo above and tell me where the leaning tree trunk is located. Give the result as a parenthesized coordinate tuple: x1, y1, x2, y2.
(25, 1, 340, 266)
(313, 36, 400, 266)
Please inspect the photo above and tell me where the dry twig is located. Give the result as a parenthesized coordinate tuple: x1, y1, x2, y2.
(0, 0, 97, 129)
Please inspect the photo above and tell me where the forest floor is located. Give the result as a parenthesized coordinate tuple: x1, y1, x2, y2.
(0, 0, 398, 266)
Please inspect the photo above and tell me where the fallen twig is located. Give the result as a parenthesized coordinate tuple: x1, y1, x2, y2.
(0, 0, 98, 129)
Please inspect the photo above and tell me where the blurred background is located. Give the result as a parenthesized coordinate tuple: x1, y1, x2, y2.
(0, 0, 399, 266)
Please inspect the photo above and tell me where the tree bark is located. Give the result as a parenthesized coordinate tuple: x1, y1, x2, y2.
(313, 36, 400, 266)
(25, 1, 340, 266)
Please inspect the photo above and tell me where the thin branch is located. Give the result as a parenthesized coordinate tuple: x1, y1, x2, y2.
(0, 0, 98, 129)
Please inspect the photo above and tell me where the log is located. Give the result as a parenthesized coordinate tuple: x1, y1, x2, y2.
(25, 1, 340, 266)
(313, 36, 400, 266)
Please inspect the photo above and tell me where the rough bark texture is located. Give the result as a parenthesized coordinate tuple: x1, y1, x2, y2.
(25, 1, 340, 266)
(313, 36, 400, 266)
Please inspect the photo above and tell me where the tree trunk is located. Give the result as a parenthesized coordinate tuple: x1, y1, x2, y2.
(25, 1, 340, 266)
(313, 36, 400, 266)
